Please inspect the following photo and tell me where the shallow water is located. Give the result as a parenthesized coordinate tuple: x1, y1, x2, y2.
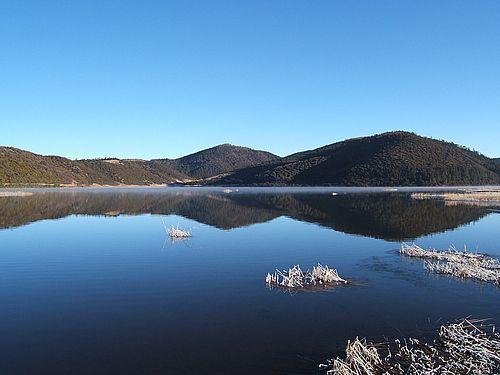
(0, 188, 499, 374)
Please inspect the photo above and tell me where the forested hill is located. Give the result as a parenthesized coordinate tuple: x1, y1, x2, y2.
(0, 147, 187, 186)
(1, 132, 499, 187)
(213, 132, 500, 186)
(153, 144, 279, 179)
(0, 144, 278, 186)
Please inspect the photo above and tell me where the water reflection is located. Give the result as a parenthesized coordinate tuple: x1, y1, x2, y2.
(0, 189, 490, 241)
(1, 188, 499, 375)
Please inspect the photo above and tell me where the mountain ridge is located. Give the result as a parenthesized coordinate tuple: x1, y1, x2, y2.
(0, 144, 279, 186)
(1, 132, 499, 187)
(153, 144, 279, 179)
(211, 132, 499, 186)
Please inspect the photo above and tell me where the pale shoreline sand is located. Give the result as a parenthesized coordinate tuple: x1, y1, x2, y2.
(0, 183, 170, 189)
(1, 184, 500, 193)
(0, 191, 34, 197)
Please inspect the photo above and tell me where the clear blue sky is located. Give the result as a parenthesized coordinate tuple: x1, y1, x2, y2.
(1, 1, 499, 159)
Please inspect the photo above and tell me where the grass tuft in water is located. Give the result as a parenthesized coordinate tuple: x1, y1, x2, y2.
(321, 318, 500, 374)
(400, 243, 500, 285)
(265, 264, 347, 290)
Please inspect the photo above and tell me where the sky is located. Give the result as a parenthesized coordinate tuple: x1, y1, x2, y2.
(1, 1, 499, 159)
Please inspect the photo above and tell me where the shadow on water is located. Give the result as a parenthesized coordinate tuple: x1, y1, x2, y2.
(0, 189, 491, 241)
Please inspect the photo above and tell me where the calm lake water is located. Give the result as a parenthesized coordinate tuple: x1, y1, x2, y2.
(0, 187, 499, 374)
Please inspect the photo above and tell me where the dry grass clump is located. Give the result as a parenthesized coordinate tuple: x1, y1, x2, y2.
(265, 264, 347, 289)
(162, 219, 191, 238)
(321, 319, 500, 374)
(400, 243, 500, 285)
(167, 226, 191, 238)
(426, 261, 500, 285)
(411, 190, 500, 202)
(324, 338, 382, 374)
(400, 243, 495, 264)
(0, 191, 33, 197)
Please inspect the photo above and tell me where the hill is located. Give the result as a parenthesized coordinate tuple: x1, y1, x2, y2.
(213, 132, 500, 186)
(0, 147, 186, 186)
(0, 144, 279, 186)
(1, 133, 498, 186)
(158, 144, 280, 179)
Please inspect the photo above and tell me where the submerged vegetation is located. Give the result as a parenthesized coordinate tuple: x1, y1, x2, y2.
(400, 243, 500, 285)
(321, 319, 500, 374)
(265, 264, 347, 289)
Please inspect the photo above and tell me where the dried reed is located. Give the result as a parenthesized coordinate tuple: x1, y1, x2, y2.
(162, 219, 191, 238)
(321, 319, 500, 374)
(400, 243, 500, 285)
(266, 264, 347, 289)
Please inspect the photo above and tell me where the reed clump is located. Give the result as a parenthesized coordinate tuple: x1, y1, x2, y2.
(400, 243, 500, 285)
(411, 190, 500, 202)
(162, 219, 191, 239)
(265, 264, 347, 289)
(321, 319, 500, 374)
(167, 226, 191, 238)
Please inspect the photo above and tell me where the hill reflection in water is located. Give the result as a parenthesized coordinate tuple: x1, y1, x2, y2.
(0, 189, 491, 241)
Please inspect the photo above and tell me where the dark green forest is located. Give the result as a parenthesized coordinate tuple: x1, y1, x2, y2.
(1, 132, 499, 187)
(216, 132, 500, 186)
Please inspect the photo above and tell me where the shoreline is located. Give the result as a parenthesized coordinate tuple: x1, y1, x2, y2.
(0, 183, 170, 189)
(1, 184, 500, 195)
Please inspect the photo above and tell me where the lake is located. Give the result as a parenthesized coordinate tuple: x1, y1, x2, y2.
(0, 187, 499, 374)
